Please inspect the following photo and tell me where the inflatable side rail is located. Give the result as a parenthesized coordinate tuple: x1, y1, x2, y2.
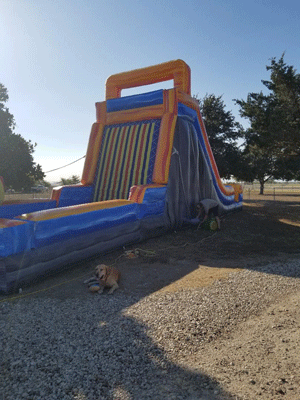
(106, 59, 191, 99)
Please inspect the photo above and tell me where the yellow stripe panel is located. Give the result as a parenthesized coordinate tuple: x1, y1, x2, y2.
(93, 127, 116, 201)
(130, 126, 144, 186)
(18, 200, 134, 222)
(116, 125, 135, 199)
(119, 125, 140, 198)
(98, 127, 120, 200)
(137, 123, 155, 184)
(93, 121, 159, 202)
(107, 125, 130, 200)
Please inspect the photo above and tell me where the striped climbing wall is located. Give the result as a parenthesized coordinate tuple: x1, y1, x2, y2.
(93, 119, 161, 201)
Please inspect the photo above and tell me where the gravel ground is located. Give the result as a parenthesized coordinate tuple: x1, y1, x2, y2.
(1, 258, 300, 400)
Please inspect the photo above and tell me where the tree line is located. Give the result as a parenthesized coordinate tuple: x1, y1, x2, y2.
(0, 83, 44, 191)
(196, 53, 300, 194)
(1, 54, 299, 194)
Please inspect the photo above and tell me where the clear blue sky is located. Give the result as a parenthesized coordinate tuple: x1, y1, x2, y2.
(1, 0, 299, 183)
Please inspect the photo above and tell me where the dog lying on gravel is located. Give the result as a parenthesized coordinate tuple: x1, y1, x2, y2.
(84, 264, 120, 294)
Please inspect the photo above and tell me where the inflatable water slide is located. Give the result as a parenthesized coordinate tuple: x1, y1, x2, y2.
(0, 60, 242, 293)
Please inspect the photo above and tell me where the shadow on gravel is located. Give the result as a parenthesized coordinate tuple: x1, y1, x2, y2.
(67, 306, 236, 400)
(1, 293, 237, 400)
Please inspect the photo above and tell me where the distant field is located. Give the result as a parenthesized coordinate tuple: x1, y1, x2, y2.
(243, 182, 300, 201)
(4, 183, 300, 203)
(4, 189, 53, 202)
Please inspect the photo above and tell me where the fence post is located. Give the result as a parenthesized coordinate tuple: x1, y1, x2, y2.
(273, 187, 275, 201)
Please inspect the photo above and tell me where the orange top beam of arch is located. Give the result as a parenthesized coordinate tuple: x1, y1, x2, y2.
(106, 59, 191, 100)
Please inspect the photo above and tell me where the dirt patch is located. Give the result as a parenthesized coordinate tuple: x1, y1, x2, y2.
(156, 264, 242, 294)
(186, 291, 300, 399)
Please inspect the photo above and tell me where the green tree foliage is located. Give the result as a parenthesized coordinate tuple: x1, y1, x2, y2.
(263, 55, 300, 179)
(0, 83, 14, 136)
(59, 175, 80, 185)
(0, 83, 44, 191)
(234, 141, 278, 195)
(195, 94, 243, 179)
(263, 54, 300, 154)
(234, 93, 278, 194)
(235, 54, 300, 193)
(42, 180, 52, 189)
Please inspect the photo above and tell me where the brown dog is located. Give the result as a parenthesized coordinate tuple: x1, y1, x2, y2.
(95, 264, 121, 294)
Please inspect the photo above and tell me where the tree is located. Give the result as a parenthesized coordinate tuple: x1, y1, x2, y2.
(0, 84, 15, 137)
(0, 83, 44, 190)
(235, 55, 300, 193)
(195, 94, 244, 179)
(234, 92, 279, 194)
(60, 175, 80, 185)
(235, 141, 278, 195)
(42, 180, 53, 189)
(263, 55, 300, 178)
(263, 54, 300, 155)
